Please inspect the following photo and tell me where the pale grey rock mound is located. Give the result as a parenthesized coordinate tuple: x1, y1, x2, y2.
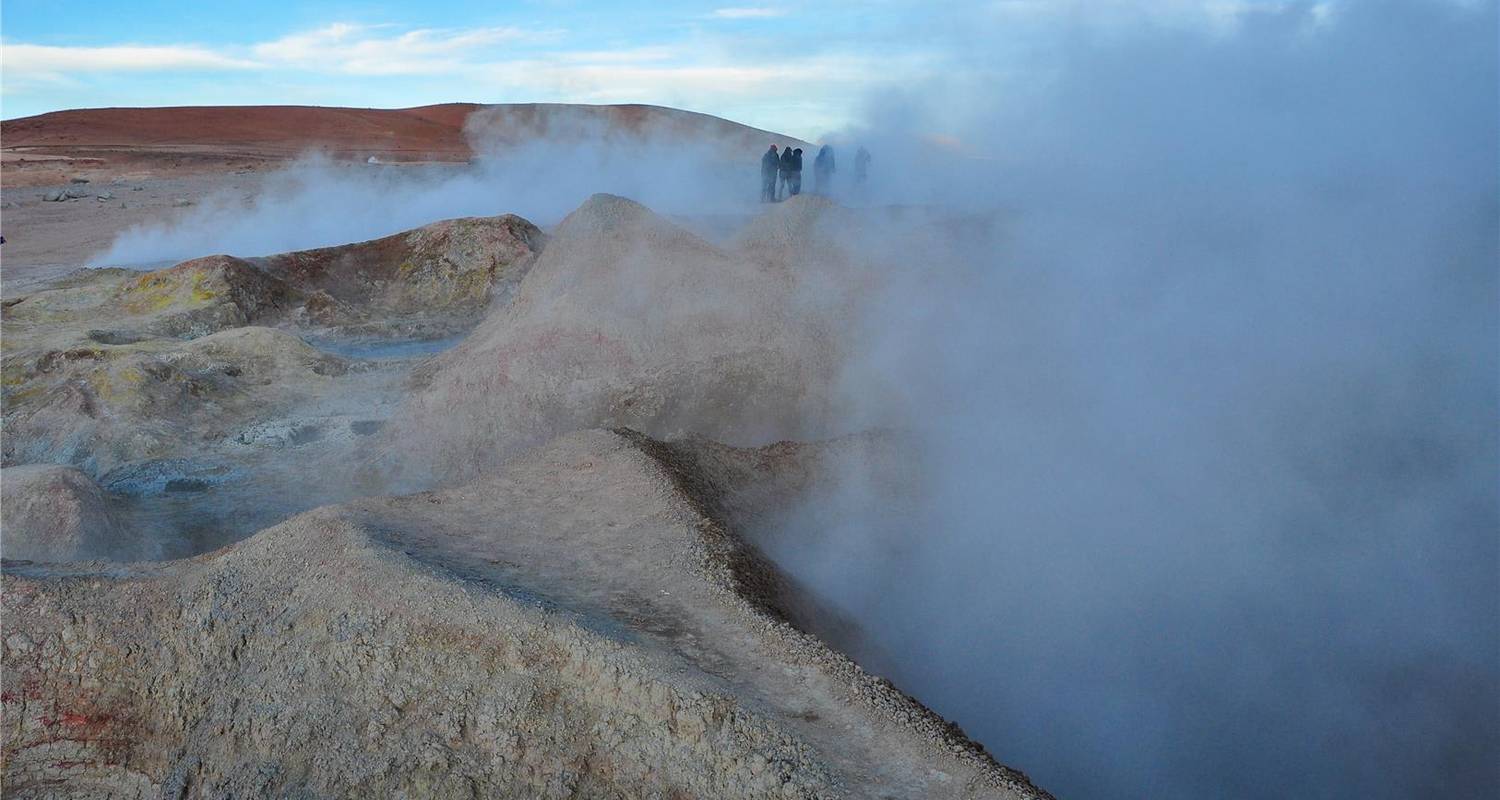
(253, 213, 545, 335)
(657, 430, 913, 537)
(2, 214, 542, 350)
(732, 192, 849, 256)
(381, 194, 861, 485)
(111, 254, 290, 338)
(642, 431, 924, 678)
(1, 429, 1051, 799)
(0, 465, 137, 561)
(2, 326, 350, 475)
(1, 214, 541, 476)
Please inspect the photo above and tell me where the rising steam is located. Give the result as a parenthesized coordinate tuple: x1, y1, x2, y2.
(769, 1, 1498, 797)
(88, 2, 1498, 797)
(96, 105, 792, 264)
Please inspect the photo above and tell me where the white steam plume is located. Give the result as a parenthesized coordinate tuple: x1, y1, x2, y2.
(763, 1, 1498, 797)
(95, 105, 800, 264)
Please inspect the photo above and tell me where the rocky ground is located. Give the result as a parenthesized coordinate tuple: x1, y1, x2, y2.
(1, 179, 1050, 797)
(0, 103, 810, 288)
(1, 211, 541, 557)
(2, 171, 272, 290)
(3, 429, 1047, 799)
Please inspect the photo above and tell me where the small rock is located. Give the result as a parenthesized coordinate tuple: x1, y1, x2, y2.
(173, 198, 194, 207)
(131, 186, 144, 191)
(69, 176, 90, 184)
(43, 189, 66, 202)
(96, 191, 114, 201)
(64, 187, 91, 200)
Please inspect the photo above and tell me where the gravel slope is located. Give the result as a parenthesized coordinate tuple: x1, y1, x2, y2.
(2, 428, 1051, 799)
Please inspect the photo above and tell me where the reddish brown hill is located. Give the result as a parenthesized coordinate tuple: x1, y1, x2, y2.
(0, 103, 808, 186)
(2, 102, 805, 159)
(2, 103, 480, 159)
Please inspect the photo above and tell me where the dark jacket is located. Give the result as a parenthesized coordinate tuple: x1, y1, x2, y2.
(791, 149, 803, 173)
(779, 148, 795, 175)
(761, 148, 780, 178)
(814, 146, 834, 174)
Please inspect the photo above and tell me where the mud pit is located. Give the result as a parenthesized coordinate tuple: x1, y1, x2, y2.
(1, 195, 1051, 799)
(2, 212, 541, 559)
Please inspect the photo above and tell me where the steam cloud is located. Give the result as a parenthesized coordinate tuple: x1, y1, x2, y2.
(91, 1, 1498, 797)
(97, 107, 776, 264)
(766, 1, 1498, 797)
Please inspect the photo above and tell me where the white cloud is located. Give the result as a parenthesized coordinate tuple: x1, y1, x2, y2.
(1, 43, 258, 75)
(463, 50, 937, 136)
(986, 0, 1343, 33)
(251, 23, 553, 76)
(0, 21, 924, 135)
(0, 23, 564, 82)
(554, 46, 680, 64)
(709, 7, 788, 19)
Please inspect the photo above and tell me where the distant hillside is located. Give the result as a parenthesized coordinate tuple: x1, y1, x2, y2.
(0, 103, 809, 163)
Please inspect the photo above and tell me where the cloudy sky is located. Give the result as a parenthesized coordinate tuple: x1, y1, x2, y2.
(0, 0, 1368, 140)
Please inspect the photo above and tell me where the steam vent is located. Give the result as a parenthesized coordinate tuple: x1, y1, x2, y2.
(1, 193, 1052, 799)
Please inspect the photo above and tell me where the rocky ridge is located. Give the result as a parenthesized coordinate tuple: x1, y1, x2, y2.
(2, 429, 1049, 799)
(1, 195, 1055, 799)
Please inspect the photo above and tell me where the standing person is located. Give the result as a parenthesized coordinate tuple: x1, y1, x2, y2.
(789, 147, 804, 196)
(779, 146, 795, 199)
(855, 146, 871, 185)
(813, 145, 835, 195)
(760, 145, 781, 202)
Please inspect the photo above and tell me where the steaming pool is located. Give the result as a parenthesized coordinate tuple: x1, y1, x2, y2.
(300, 333, 466, 360)
(97, 329, 469, 560)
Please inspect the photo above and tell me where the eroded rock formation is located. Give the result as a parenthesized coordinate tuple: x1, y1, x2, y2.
(0, 465, 136, 562)
(0, 196, 1054, 799)
(1, 214, 541, 474)
(382, 194, 861, 485)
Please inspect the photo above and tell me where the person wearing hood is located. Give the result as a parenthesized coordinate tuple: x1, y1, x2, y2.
(813, 145, 835, 195)
(778, 146, 795, 199)
(788, 147, 804, 196)
(761, 145, 781, 202)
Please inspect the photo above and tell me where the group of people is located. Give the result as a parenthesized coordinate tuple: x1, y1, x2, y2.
(760, 143, 869, 202)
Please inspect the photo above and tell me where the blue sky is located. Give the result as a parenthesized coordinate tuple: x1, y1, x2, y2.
(2, 0, 946, 138)
(0, 0, 1418, 139)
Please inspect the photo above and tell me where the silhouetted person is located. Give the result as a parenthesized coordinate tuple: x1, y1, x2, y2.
(789, 147, 804, 196)
(813, 145, 835, 195)
(761, 145, 781, 202)
(855, 146, 871, 185)
(778, 146, 795, 199)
